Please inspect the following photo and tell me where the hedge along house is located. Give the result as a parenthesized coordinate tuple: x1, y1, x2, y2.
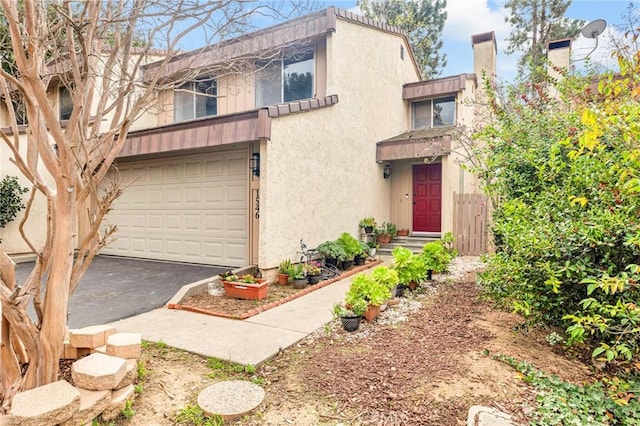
(0, 7, 494, 272)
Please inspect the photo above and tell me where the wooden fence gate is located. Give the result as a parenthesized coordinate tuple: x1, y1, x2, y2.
(453, 193, 488, 256)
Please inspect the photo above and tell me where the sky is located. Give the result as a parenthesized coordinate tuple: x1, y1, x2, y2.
(325, 0, 635, 81)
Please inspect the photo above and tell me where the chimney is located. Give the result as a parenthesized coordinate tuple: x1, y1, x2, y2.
(547, 38, 572, 80)
(472, 31, 496, 103)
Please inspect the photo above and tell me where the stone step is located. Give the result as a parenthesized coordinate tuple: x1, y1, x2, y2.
(377, 236, 440, 256)
(72, 353, 127, 391)
(60, 388, 111, 426)
(9, 380, 80, 426)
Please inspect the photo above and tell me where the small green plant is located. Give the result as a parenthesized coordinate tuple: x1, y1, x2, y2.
(155, 340, 168, 349)
(252, 377, 265, 385)
(120, 400, 135, 419)
(337, 232, 363, 260)
(392, 246, 427, 284)
(278, 259, 292, 274)
(136, 360, 148, 379)
(290, 263, 305, 280)
(442, 231, 458, 257)
(175, 404, 223, 425)
(345, 268, 396, 308)
(316, 240, 348, 262)
(545, 332, 564, 347)
(333, 299, 367, 317)
(359, 217, 377, 229)
(422, 240, 451, 273)
(376, 221, 398, 238)
(206, 357, 226, 370)
(133, 384, 144, 394)
(244, 364, 256, 374)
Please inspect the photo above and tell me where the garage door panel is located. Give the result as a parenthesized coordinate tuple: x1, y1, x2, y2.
(101, 150, 248, 266)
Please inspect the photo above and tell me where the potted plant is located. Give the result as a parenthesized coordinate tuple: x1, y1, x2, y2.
(277, 259, 292, 286)
(392, 246, 426, 290)
(375, 221, 397, 244)
(368, 241, 379, 257)
(290, 263, 307, 289)
(354, 241, 369, 266)
(358, 217, 377, 234)
(422, 240, 451, 279)
(333, 300, 366, 332)
(337, 232, 361, 270)
(221, 272, 268, 300)
(345, 266, 397, 322)
(316, 240, 347, 267)
(304, 262, 322, 285)
(397, 228, 409, 237)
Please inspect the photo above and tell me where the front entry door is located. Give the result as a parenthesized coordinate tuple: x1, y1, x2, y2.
(413, 163, 442, 233)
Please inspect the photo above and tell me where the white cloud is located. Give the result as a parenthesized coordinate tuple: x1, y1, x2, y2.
(444, 0, 510, 42)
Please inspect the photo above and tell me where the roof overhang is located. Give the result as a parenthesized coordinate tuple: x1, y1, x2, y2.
(403, 74, 475, 100)
(118, 109, 271, 158)
(376, 127, 455, 162)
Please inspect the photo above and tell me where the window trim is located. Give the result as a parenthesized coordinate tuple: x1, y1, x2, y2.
(255, 48, 315, 107)
(411, 95, 456, 129)
(173, 76, 218, 122)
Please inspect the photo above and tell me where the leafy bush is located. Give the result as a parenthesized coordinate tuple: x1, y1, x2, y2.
(0, 175, 28, 230)
(345, 266, 397, 307)
(392, 246, 426, 283)
(337, 232, 363, 259)
(316, 240, 347, 262)
(474, 57, 640, 362)
(421, 241, 451, 273)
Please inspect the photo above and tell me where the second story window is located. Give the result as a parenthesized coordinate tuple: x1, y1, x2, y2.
(412, 96, 456, 129)
(256, 50, 314, 107)
(174, 77, 217, 122)
(59, 86, 73, 121)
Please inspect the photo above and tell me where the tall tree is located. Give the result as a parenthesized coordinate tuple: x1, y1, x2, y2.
(358, 0, 447, 79)
(0, 0, 310, 410)
(504, 0, 584, 81)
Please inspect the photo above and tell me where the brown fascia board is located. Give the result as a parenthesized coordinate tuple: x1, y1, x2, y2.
(403, 74, 474, 100)
(142, 6, 421, 82)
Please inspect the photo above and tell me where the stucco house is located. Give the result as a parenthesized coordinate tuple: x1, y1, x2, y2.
(0, 7, 495, 272)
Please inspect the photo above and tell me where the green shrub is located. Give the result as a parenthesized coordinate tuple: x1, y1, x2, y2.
(421, 241, 450, 273)
(316, 240, 347, 262)
(345, 266, 397, 307)
(392, 246, 426, 283)
(0, 175, 28, 233)
(474, 56, 640, 362)
(337, 232, 362, 260)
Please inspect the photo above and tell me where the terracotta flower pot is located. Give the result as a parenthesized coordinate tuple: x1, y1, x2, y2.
(376, 234, 391, 244)
(277, 273, 289, 286)
(364, 304, 381, 322)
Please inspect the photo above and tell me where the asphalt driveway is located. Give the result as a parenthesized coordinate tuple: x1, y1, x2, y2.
(15, 255, 229, 328)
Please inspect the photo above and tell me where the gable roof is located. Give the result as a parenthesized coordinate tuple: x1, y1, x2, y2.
(142, 7, 420, 82)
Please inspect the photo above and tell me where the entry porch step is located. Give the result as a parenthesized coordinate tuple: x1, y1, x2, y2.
(377, 235, 440, 256)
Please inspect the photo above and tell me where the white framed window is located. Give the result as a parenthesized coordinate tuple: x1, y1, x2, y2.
(256, 50, 314, 107)
(174, 77, 217, 122)
(59, 86, 73, 121)
(412, 96, 456, 129)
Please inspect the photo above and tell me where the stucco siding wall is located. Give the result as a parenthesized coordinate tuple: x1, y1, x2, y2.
(0, 134, 52, 254)
(259, 20, 419, 268)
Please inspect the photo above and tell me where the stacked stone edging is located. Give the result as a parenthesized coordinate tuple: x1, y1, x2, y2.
(2, 325, 142, 424)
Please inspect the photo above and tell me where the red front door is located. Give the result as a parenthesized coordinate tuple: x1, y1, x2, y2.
(413, 163, 442, 232)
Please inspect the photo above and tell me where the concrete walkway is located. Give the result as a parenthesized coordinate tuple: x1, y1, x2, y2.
(109, 273, 356, 366)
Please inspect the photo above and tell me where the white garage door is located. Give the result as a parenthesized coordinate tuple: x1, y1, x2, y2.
(101, 150, 248, 266)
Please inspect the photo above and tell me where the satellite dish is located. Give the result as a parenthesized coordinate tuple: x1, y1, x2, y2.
(581, 19, 607, 39)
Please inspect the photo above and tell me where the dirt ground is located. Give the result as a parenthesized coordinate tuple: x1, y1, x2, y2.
(111, 259, 594, 425)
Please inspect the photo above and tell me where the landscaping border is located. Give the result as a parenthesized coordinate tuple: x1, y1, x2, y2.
(167, 259, 382, 320)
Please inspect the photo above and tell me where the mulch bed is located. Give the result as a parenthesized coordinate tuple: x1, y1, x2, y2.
(261, 270, 497, 425)
(168, 260, 382, 320)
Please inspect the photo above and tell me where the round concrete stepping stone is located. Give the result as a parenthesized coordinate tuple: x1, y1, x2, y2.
(197, 380, 264, 420)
